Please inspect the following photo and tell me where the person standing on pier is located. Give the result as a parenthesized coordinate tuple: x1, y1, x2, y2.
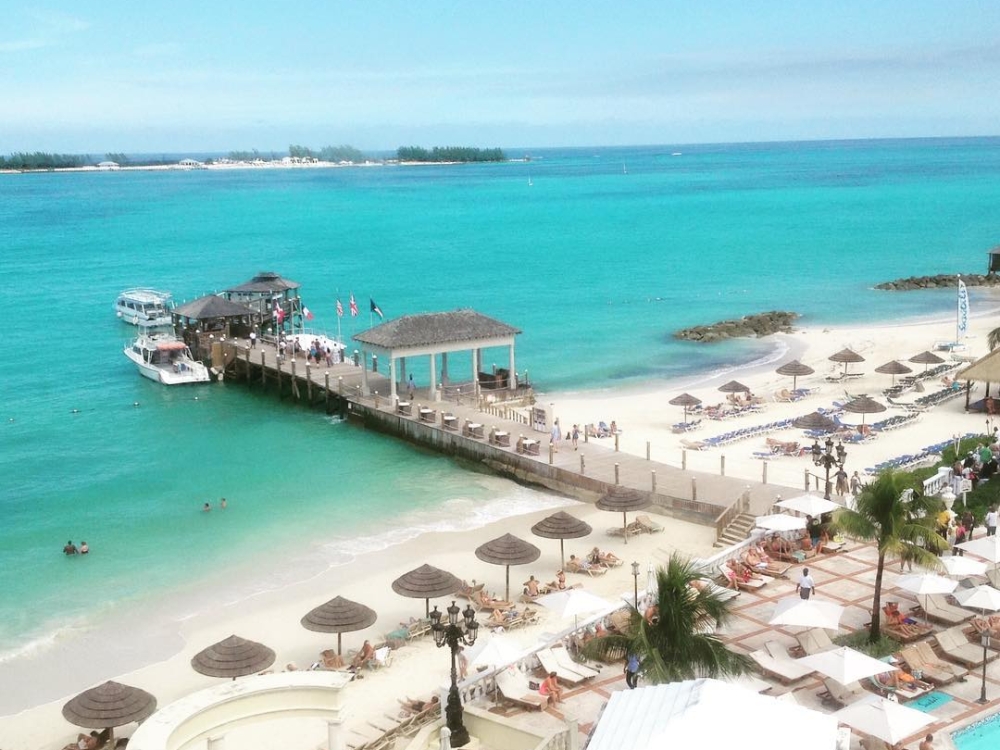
(407, 375, 415, 401)
(249, 331, 257, 348)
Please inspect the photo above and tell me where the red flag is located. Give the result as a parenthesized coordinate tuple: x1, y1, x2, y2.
(336, 299, 344, 318)
(303, 306, 314, 320)
(349, 293, 358, 317)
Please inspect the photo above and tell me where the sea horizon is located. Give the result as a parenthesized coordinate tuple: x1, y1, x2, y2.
(3, 136, 1000, 712)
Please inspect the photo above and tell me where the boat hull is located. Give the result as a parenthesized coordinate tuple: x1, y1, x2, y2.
(124, 341, 211, 385)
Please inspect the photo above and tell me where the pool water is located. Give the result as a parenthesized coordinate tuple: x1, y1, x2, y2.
(908, 691, 953, 713)
(953, 711, 1000, 750)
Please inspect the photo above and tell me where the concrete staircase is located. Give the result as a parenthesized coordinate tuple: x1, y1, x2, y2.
(715, 513, 756, 548)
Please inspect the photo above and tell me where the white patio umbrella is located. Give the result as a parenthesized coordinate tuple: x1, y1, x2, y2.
(755, 514, 807, 532)
(775, 494, 842, 517)
(535, 589, 617, 628)
(939, 556, 987, 577)
(798, 646, 897, 684)
(896, 573, 958, 624)
(833, 694, 933, 745)
(954, 584, 1000, 612)
(957, 536, 1000, 564)
(769, 598, 845, 631)
(465, 633, 524, 671)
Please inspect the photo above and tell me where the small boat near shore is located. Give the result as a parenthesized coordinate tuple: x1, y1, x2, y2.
(124, 329, 210, 385)
(115, 289, 173, 327)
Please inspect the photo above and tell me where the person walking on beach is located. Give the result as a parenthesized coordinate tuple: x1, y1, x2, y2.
(796, 568, 815, 600)
(835, 468, 849, 496)
(986, 505, 998, 537)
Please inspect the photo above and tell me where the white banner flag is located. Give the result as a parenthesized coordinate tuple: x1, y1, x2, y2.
(957, 278, 969, 339)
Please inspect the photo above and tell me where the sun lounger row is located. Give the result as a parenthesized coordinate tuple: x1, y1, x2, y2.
(607, 514, 663, 539)
(898, 640, 967, 685)
(701, 418, 796, 447)
(348, 698, 441, 750)
(671, 419, 702, 433)
(916, 384, 971, 409)
(537, 646, 600, 685)
(749, 641, 815, 684)
(934, 624, 1000, 668)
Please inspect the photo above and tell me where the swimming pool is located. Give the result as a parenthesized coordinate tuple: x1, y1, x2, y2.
(907, 691, 953, 713)
(953, 711, 1000, 750)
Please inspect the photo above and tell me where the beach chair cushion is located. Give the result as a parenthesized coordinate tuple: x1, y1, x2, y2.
(496, 666, 547, 710)
(536, 648, 586, 685)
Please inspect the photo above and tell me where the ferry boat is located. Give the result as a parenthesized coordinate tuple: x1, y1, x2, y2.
(124, 329, 211, 385)
(115, 289, 173, 327)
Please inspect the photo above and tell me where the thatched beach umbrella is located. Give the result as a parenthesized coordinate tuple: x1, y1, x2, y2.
(63, 681, 156, 747)
(909, 350, 945, 372)
(841, 395, 887, 426)
(531, 511, 593, 569)
(191, 634, 276, 680)
(828, 347, 865, 375)
(776, 360, 815, 391)
(874, 360, 913, 386)
(792, 411, 837, 433)
(475, 533, 541, 601)
(668, 392, 702, 422)
(718, 380, 750, 394)
(301, 595, 378, 656)
(596, 487, 651, 545)
(391, 563, 463, 617)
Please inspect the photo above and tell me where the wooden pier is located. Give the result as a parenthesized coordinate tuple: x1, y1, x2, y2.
(219, 340, 799, 533)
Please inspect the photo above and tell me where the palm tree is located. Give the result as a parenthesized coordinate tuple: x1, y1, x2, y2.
(834, 470, 946, 643)
(582, 553, 751, 683)
(988, 326, 1000, 352)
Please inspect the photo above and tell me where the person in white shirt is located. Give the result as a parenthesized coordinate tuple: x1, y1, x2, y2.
(796, 568, 816, 600)
(986, 506, 998, 537)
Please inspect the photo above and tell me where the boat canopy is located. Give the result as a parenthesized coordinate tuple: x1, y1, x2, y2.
(156, 341, 188, 352)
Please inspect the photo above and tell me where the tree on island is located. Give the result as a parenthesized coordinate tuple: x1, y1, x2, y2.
(104, 152, 130, 165)
(0, 152, 90, 170)
(582, 553, 751, 683)
(396, 146, 505, 163)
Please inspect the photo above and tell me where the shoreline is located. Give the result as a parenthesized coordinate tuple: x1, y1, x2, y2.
(4, 298, 1000, 747)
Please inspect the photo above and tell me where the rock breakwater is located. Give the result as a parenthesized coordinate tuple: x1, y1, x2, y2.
(674, 311, 799, 342)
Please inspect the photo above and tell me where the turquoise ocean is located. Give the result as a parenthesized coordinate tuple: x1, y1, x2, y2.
(2, 138, 1000, 710)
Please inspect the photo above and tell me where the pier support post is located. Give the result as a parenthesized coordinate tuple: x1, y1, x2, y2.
(614, 433, 619, 452)
(584, 428, 589, 444)
(804, 469, 809, 491)
(720, 455, 725, 477)
(306, 363, 312, 402)
(291, 359, 300, 399)
(615, 463, 620, 485)
(276, 356, 282, 396)
(762, 460, 768, 485)
(374, 390, 379, 409)
(646, 441, 650, 461)
(325, 371, 330, 410)
(246, 348, 251, 384)
(651, 470, 656, 493)
(548, 442, 554, 465)
(692, 477, 697, 501)
(681, 449, 686, 470)
(338, 376, 343, 396)
(580, 455, 585, 475)
(261, 351, 266, 386)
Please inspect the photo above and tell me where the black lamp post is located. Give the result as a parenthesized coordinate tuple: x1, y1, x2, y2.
(811, 437, 847, 500)
(631, 562, 640, 608)
(978, 629, 991, 704)
(430, 601, 479, 747)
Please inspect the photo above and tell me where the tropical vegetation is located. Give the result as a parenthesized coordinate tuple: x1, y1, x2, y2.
(581, 553, 751, 683)
(396, 146, 505, 163)
(834, 470, 946, 643)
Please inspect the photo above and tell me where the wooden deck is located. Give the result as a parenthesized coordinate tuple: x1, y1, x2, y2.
(221, 341, 799, 529)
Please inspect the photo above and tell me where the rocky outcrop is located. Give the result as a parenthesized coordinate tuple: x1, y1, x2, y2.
(875, 273, 1000, 291)
(674, 311, 799, 343)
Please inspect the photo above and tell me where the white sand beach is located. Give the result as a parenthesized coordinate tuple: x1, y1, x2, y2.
(3, 305, 999, 750)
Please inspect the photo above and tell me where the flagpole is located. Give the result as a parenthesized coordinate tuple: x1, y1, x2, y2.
(957, 274, 961, 345)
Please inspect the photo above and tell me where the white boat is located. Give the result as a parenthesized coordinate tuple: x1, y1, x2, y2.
(124, 330, 211, 385)
(115, 289, 173, 327)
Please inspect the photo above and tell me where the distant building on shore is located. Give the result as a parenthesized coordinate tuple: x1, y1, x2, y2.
(97, 161, 119, 170)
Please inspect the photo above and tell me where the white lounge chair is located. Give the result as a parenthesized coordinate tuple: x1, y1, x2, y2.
(537, 648, 588, 685)
(550, 646, 600, 680)
(748, 641, 814, 684)
(495, 666, 547, 710)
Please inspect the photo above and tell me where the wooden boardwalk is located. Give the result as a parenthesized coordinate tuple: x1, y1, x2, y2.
(222, 341, 799, 530)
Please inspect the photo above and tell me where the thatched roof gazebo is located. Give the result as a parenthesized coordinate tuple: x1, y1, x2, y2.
(301, 595, 377, 656)
(596, 488, 651, 545)
(909, 350, 946, 371)
(792, 411, 837, 433)
(172, 295, 253, 321)
(190, 634, 276, 680)
(62, 681, 157, 746)
(874, 360, 913, 386)
(668, 393, 703, 423)
(717, 380, 750, 394)
(391, 564, 463, 617)
(828, 348, 866, 375)
(776, 360, 815, 391)
(531, 511, 593, 569)
(475, 534, 541, 601)
(841, 395, 887, 426)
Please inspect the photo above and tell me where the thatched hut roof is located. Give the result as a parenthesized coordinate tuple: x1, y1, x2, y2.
(353, 310, 520, 349)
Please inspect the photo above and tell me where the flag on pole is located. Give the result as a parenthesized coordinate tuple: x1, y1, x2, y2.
(349, 293, 359, 317)
(303, 306, 314, 321)
(336, 299, 344, 318)
(370, 298, 384, 319)
(957, 277, 969, 339)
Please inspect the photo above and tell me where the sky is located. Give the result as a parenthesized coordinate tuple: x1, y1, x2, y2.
(2, 1, 1000, 152)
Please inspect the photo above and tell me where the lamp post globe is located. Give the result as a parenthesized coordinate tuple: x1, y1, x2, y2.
(430, 601, 479, 747)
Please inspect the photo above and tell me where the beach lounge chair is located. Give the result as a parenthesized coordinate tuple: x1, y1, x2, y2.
(868, 668, 933, 701)
(455, 581, 485, 601)
(537, 648, 589, 685)
(680, 438, 709, 451)
(550, 645, 600, 680)
(970, 615, 1000, 640)
(881, 619, 933, 643)
(717, 562, 769, 591)
(906, 641, 967, 684)
(495, 666, 547, 710)
(923, 593, 975, 625)
(792, 628, 835, 657)
(368, 646, 393, 670)
(818, 677, 868, 708)
(934, 625, 996, 668)
(635, 514, 664, 533)
(748, 641, 814, 684)
(566, 558, 607, 576)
